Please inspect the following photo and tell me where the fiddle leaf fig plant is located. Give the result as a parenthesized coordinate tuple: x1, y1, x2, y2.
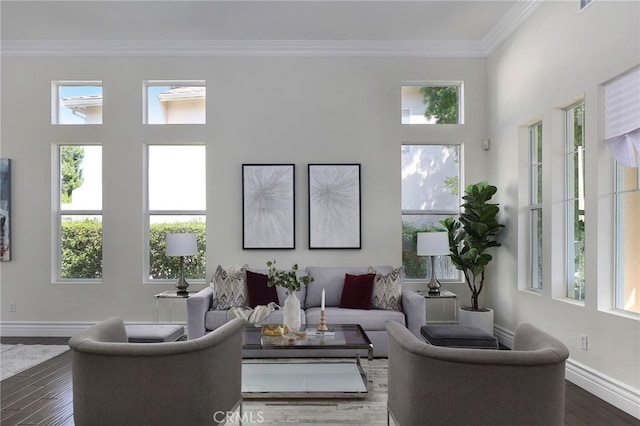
(441, 182, 504, 311)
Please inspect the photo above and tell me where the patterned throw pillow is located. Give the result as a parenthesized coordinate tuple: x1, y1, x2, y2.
(368, 266, 403, 311)
(211, 264, 248, 309)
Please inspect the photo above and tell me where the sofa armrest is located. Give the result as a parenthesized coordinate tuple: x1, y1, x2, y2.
(402, 289, 426, 338)
(187, 286, 214, 339)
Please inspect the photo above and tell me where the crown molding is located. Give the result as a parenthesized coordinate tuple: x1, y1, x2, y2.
(0, 1, 542, 58)
(1, 39, 488, 58)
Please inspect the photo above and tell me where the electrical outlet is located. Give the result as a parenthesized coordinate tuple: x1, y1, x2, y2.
(9, 302, 16, 312)
(581, 335, 588, 350)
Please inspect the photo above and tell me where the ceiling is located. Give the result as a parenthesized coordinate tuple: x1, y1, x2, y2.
(0, 1, 541, 57)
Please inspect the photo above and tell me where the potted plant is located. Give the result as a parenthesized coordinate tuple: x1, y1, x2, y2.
(441, 182, 504, 334)
(266, 260, 313, 331)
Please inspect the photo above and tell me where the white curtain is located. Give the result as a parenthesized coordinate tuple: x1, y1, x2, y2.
(605, 66, 640, 168)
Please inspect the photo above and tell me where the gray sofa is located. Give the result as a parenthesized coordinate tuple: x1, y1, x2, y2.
(187, 266, 426, 357)
(386, 320, 570, 426)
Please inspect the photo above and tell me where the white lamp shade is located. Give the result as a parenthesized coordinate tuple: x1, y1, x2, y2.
(166, 233, 198, 256)
(416, 232, 450, 256)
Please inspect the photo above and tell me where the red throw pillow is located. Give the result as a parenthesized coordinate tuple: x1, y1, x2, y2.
(246, 271, 279, 308)
(339, 273, 376, 310)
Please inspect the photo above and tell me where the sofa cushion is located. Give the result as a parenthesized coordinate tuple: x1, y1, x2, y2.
(211, 264, 248, 309)
(248, 267, 306, 306)
(306, 307, 405, 332)
(369, 266, 403, 311)
(340, 273, 375, 309)
(305, 266, 394, 308)
(246, 270, 278, 308)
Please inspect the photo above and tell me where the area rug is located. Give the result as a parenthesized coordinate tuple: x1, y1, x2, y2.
(0, 344, 70, 381)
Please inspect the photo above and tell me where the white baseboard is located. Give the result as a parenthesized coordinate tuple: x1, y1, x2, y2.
(0, 320, 187, 337)
(493, 324, 639, 420)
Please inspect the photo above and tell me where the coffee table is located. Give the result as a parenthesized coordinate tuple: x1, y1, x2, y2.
(242, 324, 373, 399)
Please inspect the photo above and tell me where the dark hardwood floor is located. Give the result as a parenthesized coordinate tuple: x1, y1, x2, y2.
(1, 337, 639, 426)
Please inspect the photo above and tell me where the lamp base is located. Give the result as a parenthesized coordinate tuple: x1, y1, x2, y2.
(175, 277, 189, 296)
(427, 256, 441, 295)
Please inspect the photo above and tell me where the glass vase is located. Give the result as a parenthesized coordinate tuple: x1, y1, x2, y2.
(283, 292, 301, 331)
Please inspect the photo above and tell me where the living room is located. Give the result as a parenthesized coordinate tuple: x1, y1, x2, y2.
(1, 0, 639, 423)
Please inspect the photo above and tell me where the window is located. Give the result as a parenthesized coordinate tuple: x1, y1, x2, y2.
(144, 81, 206, 124)
(53, 82, 103, 125)
(401, 82, 463, 124)
(146, 145, 206, 281)
(56, 145, 102, 281)
(606, 67, 640, 313)
(401, 144, 461, 281)
(565, 102, 585, 301)
(530, 122, 543, 291)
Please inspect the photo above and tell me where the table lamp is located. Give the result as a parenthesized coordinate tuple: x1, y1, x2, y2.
(166, 233, 197, 295)
(417, 232, 450, 295)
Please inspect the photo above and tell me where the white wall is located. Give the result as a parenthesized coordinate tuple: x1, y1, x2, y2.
(0, 56, 487, 325)
(487, 0, 639, 398)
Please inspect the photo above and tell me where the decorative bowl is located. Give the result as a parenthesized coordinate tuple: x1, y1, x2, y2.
(261, 324, 290, 336)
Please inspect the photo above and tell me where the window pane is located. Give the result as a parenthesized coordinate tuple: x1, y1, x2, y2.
(55, 83, 103, 124)
(61, 215, 102, 279)
(401, 145, 459, 211)
(149, 215, 206, 280)
(401, 84, 462, 124)
(146, 83, 206, 124)
(401, 214, 459, 281)
(60, 145, 102, 210)
(530, 208, 543, 290)
(148, 145, 206, 210)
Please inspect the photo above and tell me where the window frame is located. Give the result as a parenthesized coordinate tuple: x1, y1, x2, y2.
(52, 81, 103, 125)
(52, 143, 103, 284)
(529, 121, 543, 291)
(401, 142, 463, 284)
(143, 80, 206, 125)
(144, 143, 207, 284)
(564, 101, 586, 302)
(401, 81, 465, 125)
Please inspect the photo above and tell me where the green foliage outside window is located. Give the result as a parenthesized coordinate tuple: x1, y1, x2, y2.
(419, 86, 459, 124)
(149, 220, 206, 280)
(402, 222, 445, 279)
(60, 146, 84, 204)
(60, 219, 206, 280)
(61, 218, 102, 279)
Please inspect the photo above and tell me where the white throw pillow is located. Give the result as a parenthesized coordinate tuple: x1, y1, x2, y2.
(211, 264, 248, 310)
(368, 266, 403, 311)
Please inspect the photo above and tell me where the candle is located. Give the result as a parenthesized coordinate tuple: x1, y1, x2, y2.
(321, 288, 325, 311)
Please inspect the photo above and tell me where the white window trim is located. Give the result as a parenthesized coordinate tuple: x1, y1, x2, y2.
(51, 143, 102, 284)
(529, 121, 543, 292)
(51, 80, 102, 125)
(143, 80, 206, 125)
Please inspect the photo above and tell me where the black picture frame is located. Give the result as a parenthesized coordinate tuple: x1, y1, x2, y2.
(308, 163, 361, 249)
(242, 164, 295, 249)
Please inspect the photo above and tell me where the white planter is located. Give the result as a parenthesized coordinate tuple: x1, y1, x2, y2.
(458, 307, 494, 336)
(283, 292, 301, 331)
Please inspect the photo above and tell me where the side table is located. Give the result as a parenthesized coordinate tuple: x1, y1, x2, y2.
(416, 290, 458, 324)
(154, 290, 190, 324)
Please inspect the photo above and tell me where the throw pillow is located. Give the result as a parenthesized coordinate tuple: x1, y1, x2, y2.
(368, 266, 403, 311)
(246, 270, 279, 308)
(340, 273, 376, 309)
(211, 264, 248, 309)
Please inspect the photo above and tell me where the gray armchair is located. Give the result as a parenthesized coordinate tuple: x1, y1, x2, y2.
(69, 317, 245, 426)
(386, 321, 569, 426)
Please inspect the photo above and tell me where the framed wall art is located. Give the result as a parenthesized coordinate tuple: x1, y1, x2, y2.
(242, 164, 295, 249)
(308, 163, 361, 249)
(0, 158, 11, 261)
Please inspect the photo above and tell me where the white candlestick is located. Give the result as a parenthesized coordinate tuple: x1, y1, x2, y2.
(321, 288, 325, 311)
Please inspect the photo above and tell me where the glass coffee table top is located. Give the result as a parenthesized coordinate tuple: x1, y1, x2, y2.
(242, 323, 372, 352)
(241, 324, 373, 399)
